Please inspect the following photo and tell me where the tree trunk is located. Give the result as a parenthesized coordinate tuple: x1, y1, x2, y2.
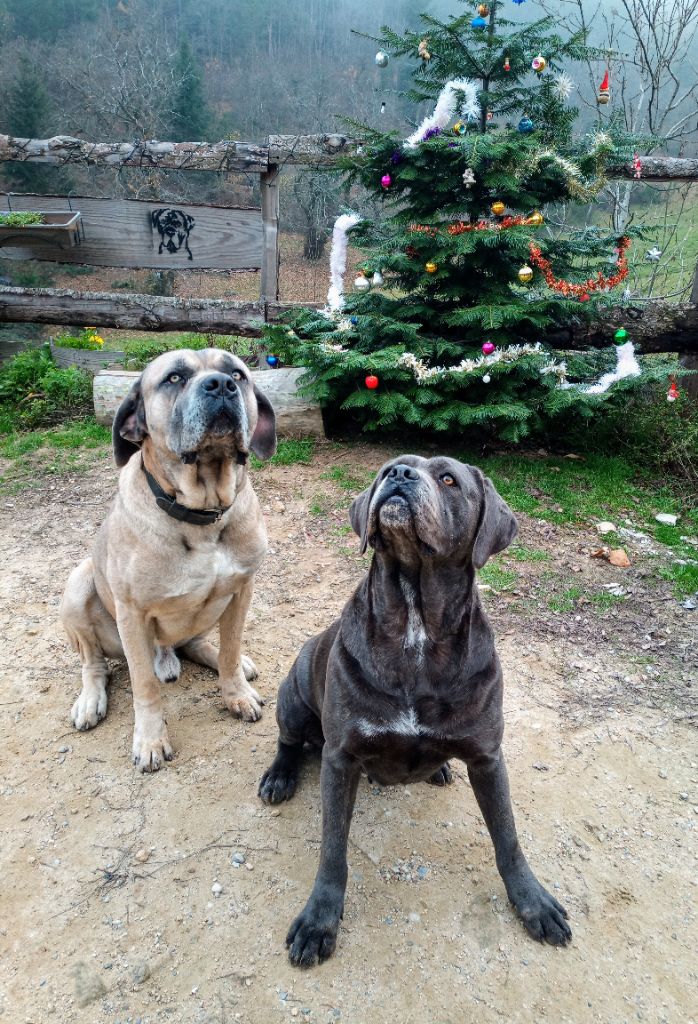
(303, 227, 327, 261)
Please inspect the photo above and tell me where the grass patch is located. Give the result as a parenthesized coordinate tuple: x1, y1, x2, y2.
(478, 562, 518, 592)
(251, 438, 315, 469)
(320, 465, 374, 493)
(659, 561, 698, 598)
(0, 417, 111, 494)
(547, 586, 583, 613)
(588, 591, 626, 611)
(506, 543, 550, 562)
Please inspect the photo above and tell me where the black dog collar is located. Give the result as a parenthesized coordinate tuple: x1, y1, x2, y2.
(141, 457, 231, 526)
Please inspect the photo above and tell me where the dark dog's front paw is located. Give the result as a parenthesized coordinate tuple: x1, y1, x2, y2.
(427, 762, 454, 786)
(286, 899, 341, 968)
(259, 764, 298, 805)
(512, 880, 571, 946)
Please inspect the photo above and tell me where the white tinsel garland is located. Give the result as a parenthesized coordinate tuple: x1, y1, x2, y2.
(404, 78, 480, 148)
(326, 213, 360, 312)
(563, 340, 641, 394)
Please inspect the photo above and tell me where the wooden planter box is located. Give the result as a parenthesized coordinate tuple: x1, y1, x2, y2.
(0, 210, 83, 248)
(50, 337, 126, 374)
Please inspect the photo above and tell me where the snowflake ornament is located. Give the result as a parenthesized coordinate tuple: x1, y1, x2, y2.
(553, 72, 574, 100)
(645, 246, 662, 262)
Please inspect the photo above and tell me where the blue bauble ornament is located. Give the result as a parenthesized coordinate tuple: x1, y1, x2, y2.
(471, 14, 487, 28)
(350, 316, 359, 325)
(266, 354, 279, 367)
(517, 115, 534, 133)
(512, 0, 526, 4)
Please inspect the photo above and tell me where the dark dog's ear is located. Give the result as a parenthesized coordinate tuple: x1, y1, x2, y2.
(151, 209, 164, 229)
(112, 378, 148, 467)
(250, 385, 277, 460)
(349, 487, 372, 554)
(472, 472, 518, 569)
(184, 213, 195, 231)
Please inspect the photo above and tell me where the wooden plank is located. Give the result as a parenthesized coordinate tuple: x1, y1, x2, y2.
(609, 156, 698, 181)
(0, 135, 269, 173)
(0, 286, 266, 335)
(267, 134, 357, 165)
(260, 166, 280, 303)
(94, 367, 325, 438)
(1, 285, 697, 352)
(0, 195, 263, 270)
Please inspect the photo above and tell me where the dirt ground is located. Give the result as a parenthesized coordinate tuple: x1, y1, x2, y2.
(1, 443, 696, 1024)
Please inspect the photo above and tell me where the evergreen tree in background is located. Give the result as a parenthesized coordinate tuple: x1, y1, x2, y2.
(3, 55, 56, 192)
(170, 39, 210, 141)
(265, 0, 671, 441)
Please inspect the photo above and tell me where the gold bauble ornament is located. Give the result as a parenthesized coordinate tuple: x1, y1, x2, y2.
(526, 211, 544, 227)
(478, 4, 489, 15)
(491, 201, 506, 216)
(453, 120, 467, 136)
(518, 265, 534, 284)
(425, 261, 438, 274)
(531, 54, 547, 74)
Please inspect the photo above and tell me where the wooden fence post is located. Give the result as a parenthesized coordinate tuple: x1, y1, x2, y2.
(260, 165, 280, 304)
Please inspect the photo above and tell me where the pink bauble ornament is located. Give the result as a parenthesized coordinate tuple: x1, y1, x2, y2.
(381, 174, 392, 189)
(482, 342, 496, 355)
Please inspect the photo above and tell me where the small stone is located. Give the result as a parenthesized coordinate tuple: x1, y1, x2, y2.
(232, 852, 246, 865)
(131, 961, 150, 985)
(291, 1010, 299, 1018)
(596, 522, 617, 535)
(72, 961, 107, 1008)
(655, 513, 678, 526)
(134, 848, 150, 864)
(58, 745, 70, 754)
(679, 792, 689, 801)
(416, 866, 429, 879)
(407, 912, 421, 924)
(658, 769, 668, 779)
(211, 882, 224, 896)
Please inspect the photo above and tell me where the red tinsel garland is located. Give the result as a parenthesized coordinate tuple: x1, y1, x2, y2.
(528, 237, 631, 298)
(409, 215, 534, 237)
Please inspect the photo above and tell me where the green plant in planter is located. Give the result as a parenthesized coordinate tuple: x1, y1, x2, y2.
(54, 326, 108, 351)
(0, 212, 44, 227)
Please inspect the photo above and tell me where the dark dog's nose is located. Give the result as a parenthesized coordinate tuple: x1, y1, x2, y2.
(388, 463, 419, 483)
(200, 372, 237, 397)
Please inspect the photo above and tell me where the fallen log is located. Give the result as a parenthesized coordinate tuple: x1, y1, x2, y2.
(1, 286, 696, 353)
(94, 367, 325, 439)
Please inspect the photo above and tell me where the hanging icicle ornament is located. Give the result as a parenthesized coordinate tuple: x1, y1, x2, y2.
(531, 54, 547, 73)
(462, 168, 476, 187)
(375, 50, 389, 67)
(471, 14, 487, 28)
(553, 72, 574, 101)
(354, 272, 371, 291)
(325, 213, 360, 312)
(597, 69, 610, 104)
(482, 342, 496, 355)
(667, 377, 679, 402)
(504, 55, 511, 72)
(518, 265, 534, 283)
(365, 374, 380, 390)
(405, 79, 479, 148)
(518, 115, 534, 133)
(529, 236, 631, 297)
(371, 270, 384, 287)
(418, 38, 431, 61)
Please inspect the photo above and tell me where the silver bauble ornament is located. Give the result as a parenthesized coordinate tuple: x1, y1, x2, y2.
(375, 50, 389, 68)
(371, 270, 384, 287)
(354, 274, 371, 291)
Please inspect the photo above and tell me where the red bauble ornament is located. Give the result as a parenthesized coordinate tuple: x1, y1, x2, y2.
(381, 174, 392, 189)
(580, 292, 590, 302)
(365, 374, 379, 390)
(482, 342, 496, 355)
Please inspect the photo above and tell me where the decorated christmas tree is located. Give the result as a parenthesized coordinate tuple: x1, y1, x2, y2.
(265, 0, 673, 441)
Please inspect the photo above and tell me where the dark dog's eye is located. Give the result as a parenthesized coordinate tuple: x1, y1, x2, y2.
(231, 370, 243, 382)
(167, 373, 181, 384)
(441, 473, 456, 486)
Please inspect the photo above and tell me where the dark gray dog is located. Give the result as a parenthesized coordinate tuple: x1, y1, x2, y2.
(259, 454, 571, 967)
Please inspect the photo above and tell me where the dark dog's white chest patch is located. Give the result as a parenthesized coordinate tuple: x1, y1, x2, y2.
(356, 706, 446, 740)
(401, 578, 427, 658)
